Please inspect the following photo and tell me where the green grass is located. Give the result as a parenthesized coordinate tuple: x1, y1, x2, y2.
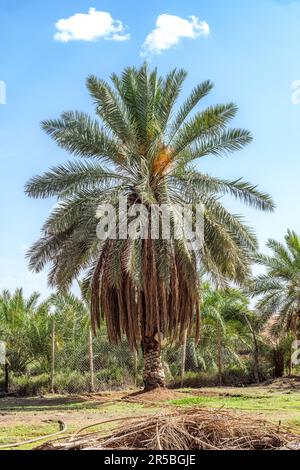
(0, 396, 150, 414)
(0, 423, 59, 450)
(170, 392, 300, 428)
(0, 396, 159, 450)
(170, 392, 300, 410)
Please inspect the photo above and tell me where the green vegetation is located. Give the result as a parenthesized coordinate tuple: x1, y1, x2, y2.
(1, 271, 300, 395)
(170, 390, 300, 428)
(0, 395, 158, 449)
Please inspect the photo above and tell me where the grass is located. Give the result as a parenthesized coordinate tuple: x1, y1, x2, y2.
(170, 391, 300, 428)
(1, 387, 300, 449)
(0, 395, 159, 450)
(0, 424, 59, 450)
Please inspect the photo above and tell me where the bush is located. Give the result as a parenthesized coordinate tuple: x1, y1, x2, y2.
(222, 367, 254, 386)
(170, 366, 266, 389)
(8, 365, 137, 396)
(54, 371, 91, 394)
(10, 373, 50, 396)
(95, 365, 130, 390)
(170, 371, 219, 388)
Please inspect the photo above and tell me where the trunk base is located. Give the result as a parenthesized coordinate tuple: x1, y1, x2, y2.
(143, 382, 165, 392)
(143, 335, 165, 391)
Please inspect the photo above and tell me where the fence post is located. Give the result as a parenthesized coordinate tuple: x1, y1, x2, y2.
(89, 327, 95, 393)
(180, 329, 188, 388)
(51, 318, 55, 393)
(217, 321, 222, 386)
(4, 362, 9, 394)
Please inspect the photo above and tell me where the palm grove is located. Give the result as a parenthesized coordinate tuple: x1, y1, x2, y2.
(8, 64, 296, 391)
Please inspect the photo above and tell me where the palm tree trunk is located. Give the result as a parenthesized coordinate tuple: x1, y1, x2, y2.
(288, 348, 292, 377)
(133, 348, 138, 388)
(253, 339, 261, 384)
(244, 314, 260, 383)
(142, 335, 165, 391)
(273, 347, 284, 378)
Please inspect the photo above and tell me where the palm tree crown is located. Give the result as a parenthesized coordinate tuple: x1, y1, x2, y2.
(25, 65, 273, 389)
(251, 230, 300, 337)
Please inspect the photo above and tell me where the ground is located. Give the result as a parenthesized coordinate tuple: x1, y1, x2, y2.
(0, 379, 300, 450)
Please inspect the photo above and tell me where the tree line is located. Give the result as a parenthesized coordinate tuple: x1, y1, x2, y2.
(1, 228, 299, 395)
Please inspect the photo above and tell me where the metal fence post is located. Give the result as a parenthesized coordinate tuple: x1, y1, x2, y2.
(4, 362, 9, 394)
(89, 327, 95, 393)
(180, 329, 188, 387)
(51, 318, 56, 393)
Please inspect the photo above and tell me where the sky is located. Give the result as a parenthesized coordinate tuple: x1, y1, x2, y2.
(0, 0, 299, 298)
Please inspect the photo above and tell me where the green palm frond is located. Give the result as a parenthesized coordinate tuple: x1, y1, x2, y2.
(42, 111, 119, 163)
(168, 80, 214, 142)
(251, 230, 300, 338)
(25, 160, 122, 199)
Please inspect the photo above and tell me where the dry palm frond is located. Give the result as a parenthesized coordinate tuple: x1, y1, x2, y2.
(36, 408, 300, 451)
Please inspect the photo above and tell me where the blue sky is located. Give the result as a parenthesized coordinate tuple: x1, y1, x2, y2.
(0, 0, 299, 297)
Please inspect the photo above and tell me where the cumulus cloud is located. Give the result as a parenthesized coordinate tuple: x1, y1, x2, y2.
(54, 7, 129, 42)
(141, 14, 210, 57)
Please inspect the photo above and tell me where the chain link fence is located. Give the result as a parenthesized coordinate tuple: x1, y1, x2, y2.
(2, 330, 192, 396)
(1, 324, 262, 396)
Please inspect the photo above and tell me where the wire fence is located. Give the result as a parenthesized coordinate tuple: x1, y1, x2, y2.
(1, 322, 263, 396)
(0, 330, 192, 395)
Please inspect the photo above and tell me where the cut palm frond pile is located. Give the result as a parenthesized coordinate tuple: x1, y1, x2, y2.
(37, 408, 300, 451)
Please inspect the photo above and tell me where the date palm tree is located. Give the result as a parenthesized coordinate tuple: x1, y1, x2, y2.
(201, 285, 252, 385)
(251, 230, 300, 341)
(0, 289, 41, 372)
(25, 64, 274, 390)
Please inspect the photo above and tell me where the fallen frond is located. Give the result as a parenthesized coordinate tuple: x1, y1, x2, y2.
(36, 408, 300, 451)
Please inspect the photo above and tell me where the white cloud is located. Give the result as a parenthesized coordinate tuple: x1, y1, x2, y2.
(54, 7, 129, 43)
(141, 14, 210, 57)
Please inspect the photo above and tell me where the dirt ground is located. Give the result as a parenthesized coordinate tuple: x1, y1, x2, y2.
(0, 379, 300, 449)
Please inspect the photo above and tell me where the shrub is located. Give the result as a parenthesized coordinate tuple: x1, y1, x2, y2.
(170, 371, 219, 389)
(10, 373, 50, 396)
(170, 366, 266, 389)
(95, 365, 128, 390)
(54, 371, 90, 394)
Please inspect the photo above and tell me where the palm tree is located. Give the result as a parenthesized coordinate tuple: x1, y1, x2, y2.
(251, 230, 300, 340)
(0, 289, 41, 372)
(201, 285, 252, 385)
(25, 64, 274, 390)
(251, 230, 300, 376)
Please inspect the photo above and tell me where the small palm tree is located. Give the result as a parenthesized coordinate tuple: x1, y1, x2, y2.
(0, 289, 41, 372)
(251, 230, 300, 342)
(25, 64, 273, 390)
(201, 285, 252, 385)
